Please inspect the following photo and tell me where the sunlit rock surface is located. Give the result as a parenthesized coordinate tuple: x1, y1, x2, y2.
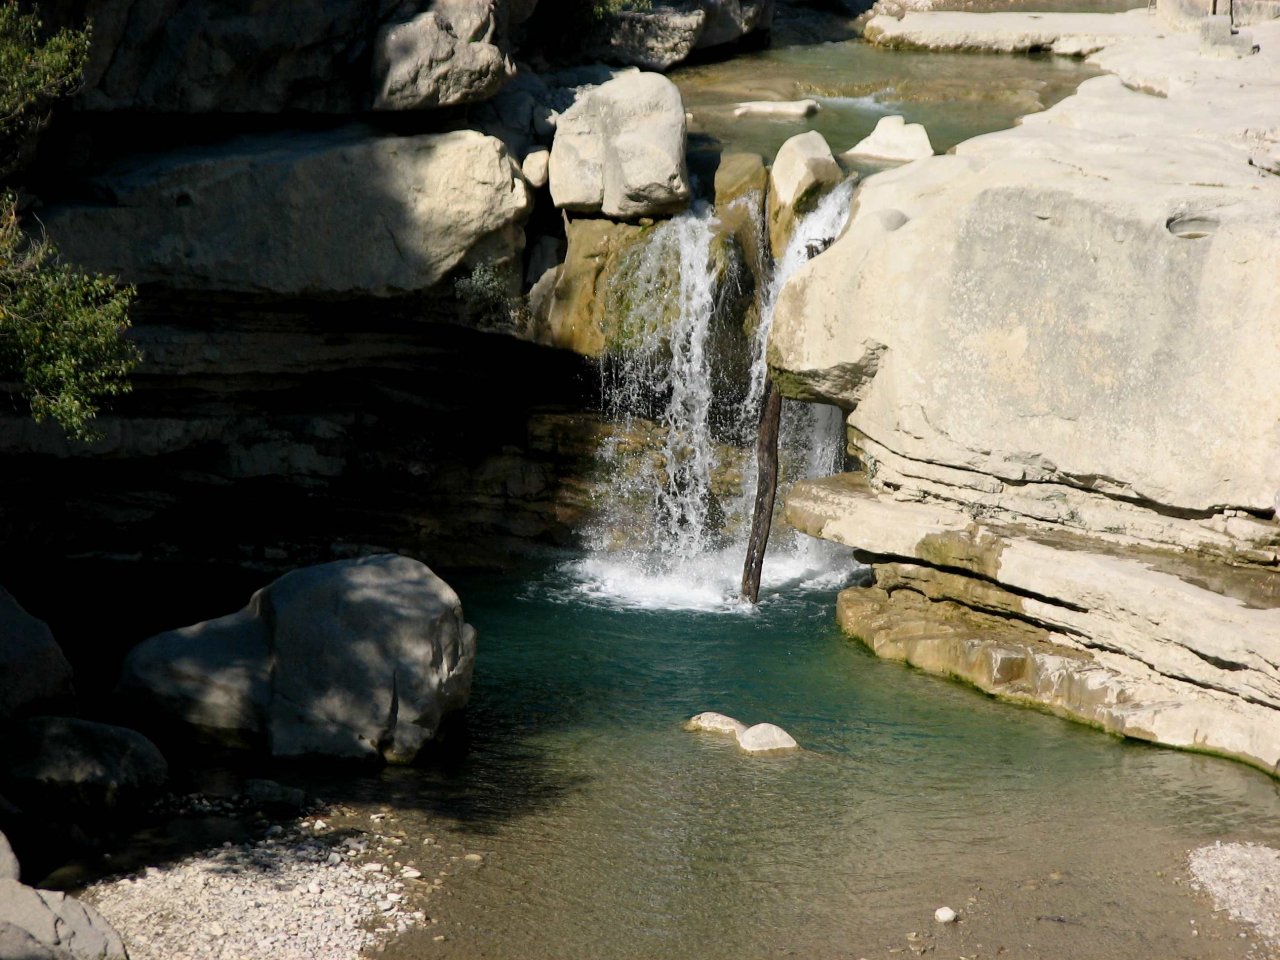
(772, 17, 1280, 773)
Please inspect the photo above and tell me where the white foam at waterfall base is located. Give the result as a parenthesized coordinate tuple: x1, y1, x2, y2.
(567, 187, 863, 612)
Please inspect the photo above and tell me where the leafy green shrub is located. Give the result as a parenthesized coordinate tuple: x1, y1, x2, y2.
(0, 3, 139, 440)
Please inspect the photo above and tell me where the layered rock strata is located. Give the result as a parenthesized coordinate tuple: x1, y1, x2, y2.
(771, 17, 1280, 774)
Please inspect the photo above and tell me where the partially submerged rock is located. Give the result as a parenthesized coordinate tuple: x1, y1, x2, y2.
(841, 115, 934, 163)
(0, 879, 129, 960)
(685, 712, 748, 736)
(118, 555, 476, 764)
(737, 723, 800, 754)
(549, 72, 691, 219)
(733, 99, 820, 118)
(685, 713, 801, 753)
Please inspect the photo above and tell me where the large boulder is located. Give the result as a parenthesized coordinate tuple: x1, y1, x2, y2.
(42, 0, 403, 112)
(115, 611, 270, 750)
(767, 131, 843, 258)
(118, 555, 476, 763)
(0, 718, 167, 816)
(0, 879, 128, 960)
(549, 72, 690, 219)
(0, 589, 72, 722)
(372, 1, 514, 110)
(42, 128, 531, 297)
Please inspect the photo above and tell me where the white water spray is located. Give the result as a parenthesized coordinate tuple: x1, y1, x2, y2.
(570, 185, 858, 610)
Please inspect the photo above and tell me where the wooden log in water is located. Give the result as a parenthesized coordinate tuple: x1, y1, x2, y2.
(741, 377, 783, 604)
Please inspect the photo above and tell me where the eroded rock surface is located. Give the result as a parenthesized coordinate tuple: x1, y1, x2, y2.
(580, 0, 775, 70)
(549, 72, 690, 219)
(42, 128, 530, 297)
(772, 18, 1280, 773)
(768, 131, 844, 257)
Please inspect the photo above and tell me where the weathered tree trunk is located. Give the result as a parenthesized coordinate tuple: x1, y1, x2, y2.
(741, 377, 783, 603)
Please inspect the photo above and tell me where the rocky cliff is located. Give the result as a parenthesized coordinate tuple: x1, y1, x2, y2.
(770, 14, 1280, 774)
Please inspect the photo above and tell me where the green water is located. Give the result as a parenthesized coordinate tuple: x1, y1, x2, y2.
(674, 41, 1104, 166)
(316, 565, 1280, 960)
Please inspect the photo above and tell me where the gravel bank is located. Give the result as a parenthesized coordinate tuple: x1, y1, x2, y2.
(82, 802, 454, 960)
(1189, 842, 1280, 950)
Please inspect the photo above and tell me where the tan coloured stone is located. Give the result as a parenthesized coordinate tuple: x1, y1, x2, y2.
(43, 128, 531, 297)
(548, 72, 690, 219)
(767, 131, 844, 258)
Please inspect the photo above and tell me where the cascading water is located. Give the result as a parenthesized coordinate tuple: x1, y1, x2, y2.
(569, 185, 858, 610)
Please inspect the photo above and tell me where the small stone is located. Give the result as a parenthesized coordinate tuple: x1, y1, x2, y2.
(464, 853, 483, 862)
(265, 825, 283, 837)
(312, 819, 328, 831)
(935, 906, 958, 924)
(402, 867, 422, 879)
(361, 863, 385, 873)
(326, 853, 342, 866)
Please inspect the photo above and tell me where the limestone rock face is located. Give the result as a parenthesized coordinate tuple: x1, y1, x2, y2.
(0, 879, 128, 960)
(549, 72, 690, 219)
(0, 589, 72, 722)
(768, 131, 843, 257)
(0, 718, 168, 816)
(118, 556, 476, 763)
(42, 128, 531, 297)
(581, 1, 775, 69)
(841, 115, 934, 162)
(373, 2, 515, 110)
(116, 611, 271, 750)
(771, 24, 1280, 774)
(45, 0, 404, 113)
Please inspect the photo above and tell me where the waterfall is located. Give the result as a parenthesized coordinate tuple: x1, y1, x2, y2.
(569, 185, 857, 611)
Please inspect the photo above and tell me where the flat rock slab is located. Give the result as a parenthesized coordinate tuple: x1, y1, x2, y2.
(865, 9, 1164, 55)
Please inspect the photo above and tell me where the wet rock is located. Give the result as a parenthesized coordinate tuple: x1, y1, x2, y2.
(243, 780, 307, 813)
(685, 712, 748, 736)
(733, 99, 820, 118)
(0, 718, 167, 817)
(0, 879, 129, 960)
(372, 2, 514, 110)
(549, 72, 690, 219)
(43, 128, 531, 297)
(768, 131, 844, 257)
(0, 588, 72, 722)
(736, 722, 800, 753)
(841, 115, 934, 162)
(579, 1, 775, 70)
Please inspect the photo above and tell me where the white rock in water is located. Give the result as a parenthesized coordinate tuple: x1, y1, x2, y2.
(737, 722, 800, 753)
(733, 99, 821, 118)
(935, 906, 958, 923)
(841, 115, 934, 163)
(685, 712, 747, 736)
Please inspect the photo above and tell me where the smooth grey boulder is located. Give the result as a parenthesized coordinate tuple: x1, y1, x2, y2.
(549, 72, 690, 219)
(0, 879, 128, 960)
(373, 1, 515, 110)
(119, 555, 476, 764)
(0, 830, 17, 881)
(0, 588, 72, 722)
(737, 722, 800, 753)
(116, 610, 270, 749)
(264, 555, 476, 762)
(0, 718, 167, 816)
(42, 127, 531, 297)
